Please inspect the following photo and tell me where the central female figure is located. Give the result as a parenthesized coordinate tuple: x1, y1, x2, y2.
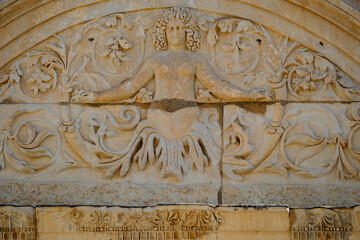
(72, 7, 271, 180)
(74, 7, 270, 103)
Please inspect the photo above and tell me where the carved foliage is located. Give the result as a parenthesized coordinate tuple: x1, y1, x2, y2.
(291, 209, 353, 240)
(0, 8, 359, 103)
(0, 106, 60, 174)
(69, 12, 152, 92)
(0, 207, 35, 240)
(223, 103, 360, 181)
(0, 36, 69, 103)
(60, 106, 221, 181)
(54, 208, 223, 239)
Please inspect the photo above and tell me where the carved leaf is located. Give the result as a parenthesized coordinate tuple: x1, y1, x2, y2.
(0, 73, 9, 84)
(105, 37, 117, 45)
(45, 35, 67, 64)
(9, 68, 21, 83)
(4, 146, 36, 174)
(207, 27, 219, 46)
(19, 146, 53, 158)
(236, 20, 253, 33)
(294, 139, 327, 166)
(284, 134, 323, 146)
(16, 127, 54, 149)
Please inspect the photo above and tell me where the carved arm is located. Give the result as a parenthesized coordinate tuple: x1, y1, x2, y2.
(76, 60, 154, 103)
(195, 56, 272, 101)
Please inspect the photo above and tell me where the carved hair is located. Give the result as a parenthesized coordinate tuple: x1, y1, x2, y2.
(152, 7, 201, 52)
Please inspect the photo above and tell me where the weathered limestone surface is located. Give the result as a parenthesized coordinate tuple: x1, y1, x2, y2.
(0, 0, 360, 210)
(2, 205, 360, 240)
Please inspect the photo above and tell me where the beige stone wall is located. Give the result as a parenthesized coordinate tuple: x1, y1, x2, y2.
(0, 1, 360, 238)
(1, 205, 360, 240)
(0, 0, 359, 207)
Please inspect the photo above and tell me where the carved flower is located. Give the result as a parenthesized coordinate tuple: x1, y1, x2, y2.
(26, 67, 53, 95)
(101, 35, 132, 65)
(152, 210, 180, 227)
(89, 211, 112, 227)
(181, 210, 224, 229)
(287, 52, 336, 95)
(292, 74, 317, 92)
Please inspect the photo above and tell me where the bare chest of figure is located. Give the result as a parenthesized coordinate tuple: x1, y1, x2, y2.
(153, 51, 197, 101)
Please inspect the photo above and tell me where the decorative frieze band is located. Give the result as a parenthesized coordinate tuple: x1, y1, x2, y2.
(291, 208, 353, 240)
(1, 206, 359, 240)
(0, 207, 35, 240)
(0, 7, 359, 104)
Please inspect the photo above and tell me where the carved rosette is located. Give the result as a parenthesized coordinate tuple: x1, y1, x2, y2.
(291, 208, 353, 240)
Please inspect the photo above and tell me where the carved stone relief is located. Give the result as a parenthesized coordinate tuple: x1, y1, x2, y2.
(0, 6, 359, 207)
(0, 7, 358, 104)
(0, 104, 219, 180)
(37, 206, 224, 240)
(1, 205, 360, 240)
(291, 208, 353, 240)
(0, 207, 35, 240)
(223, 103, 360, 182)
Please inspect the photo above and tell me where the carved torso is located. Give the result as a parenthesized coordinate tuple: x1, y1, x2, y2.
(151, 50, 197, 101)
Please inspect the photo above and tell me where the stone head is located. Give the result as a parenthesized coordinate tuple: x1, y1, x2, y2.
(152, 7, 201, 52)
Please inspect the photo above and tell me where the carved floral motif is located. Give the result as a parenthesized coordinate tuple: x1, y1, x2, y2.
(0, 7, 357, 103)
(291, 208, 353, 240)
(54, 207, 223, 239)
(0, 207, 35, 240)
(223, 103, 360, 181)
(0, 106, 60, 174)
(0, 36, 70, 102)
(0, 7, 359, 184)
(60, 106, 221, 181)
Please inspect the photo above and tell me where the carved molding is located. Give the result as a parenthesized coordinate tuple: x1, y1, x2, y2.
(0, 207, 35, 240)
(53, 207, 224, 240)
(291, 208, 353, 240)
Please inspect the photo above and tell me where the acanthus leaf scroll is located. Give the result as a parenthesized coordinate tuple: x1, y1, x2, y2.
(0, 7, 360, 184)
(223, 103, 360, 182)
(59, 105, 221, 181)
(0, 106, 61, 174)
(0, 7, 359, 103)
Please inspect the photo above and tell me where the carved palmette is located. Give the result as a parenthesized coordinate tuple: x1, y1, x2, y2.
(291, 209, 353, 240)
(54, 208, 224, 240)
(0, 207, 35, 240)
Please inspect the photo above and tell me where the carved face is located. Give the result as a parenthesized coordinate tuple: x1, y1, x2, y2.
(166, 18, 186, 49)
